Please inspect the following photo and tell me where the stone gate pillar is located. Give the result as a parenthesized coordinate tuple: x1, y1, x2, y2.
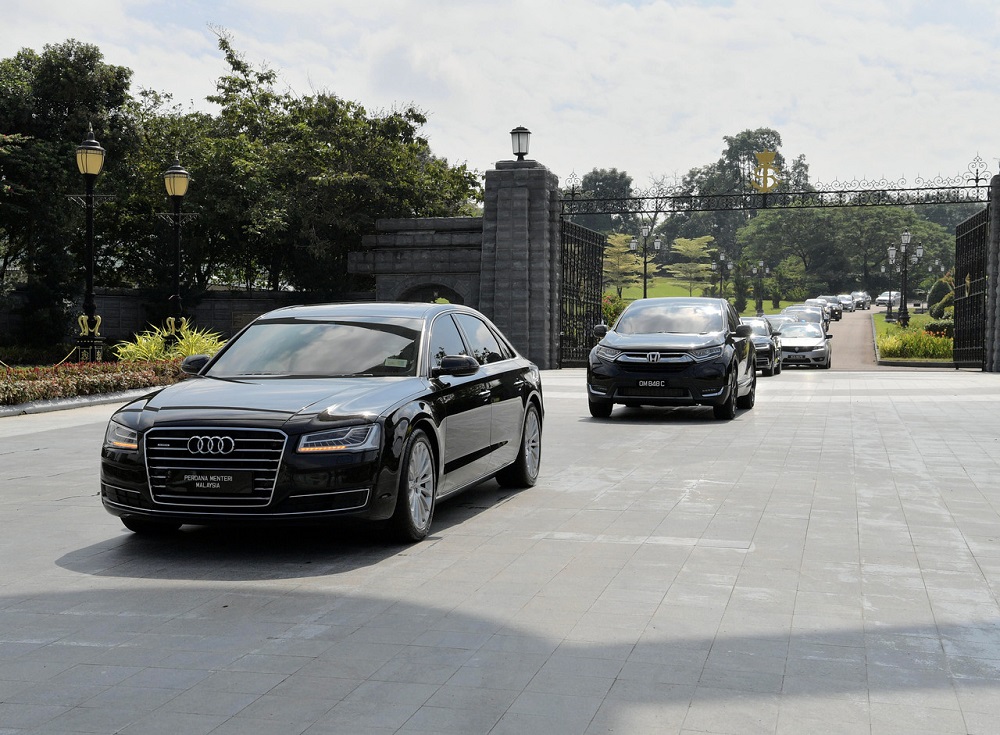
(480, 160, 561, 369)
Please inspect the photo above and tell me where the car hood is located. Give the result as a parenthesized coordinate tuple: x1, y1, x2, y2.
(600, 331, 724, 351)
(118, 376, 427, 429)
(781, 336, 827, 347)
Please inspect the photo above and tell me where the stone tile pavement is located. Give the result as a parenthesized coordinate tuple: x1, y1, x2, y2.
(0, 367, 998, 733)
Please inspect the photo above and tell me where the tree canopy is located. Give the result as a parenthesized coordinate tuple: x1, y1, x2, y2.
(0, 35, 483, 346)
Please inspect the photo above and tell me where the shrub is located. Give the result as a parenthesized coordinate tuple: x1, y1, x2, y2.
(927, 278, 953, 311)
(602, 293, 627, 325)
(877, 329, 952, 360)
(924, 319, 954, 338)
(0, 361, 182, 406)
(114, 322, 226, 363)
(929, 291, 954, 319)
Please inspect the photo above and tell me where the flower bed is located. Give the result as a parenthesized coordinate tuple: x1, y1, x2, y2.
(0, 361, 182, 406)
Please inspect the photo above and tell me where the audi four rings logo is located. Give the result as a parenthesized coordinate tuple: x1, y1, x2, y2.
(187, 436, 236, 455)
(647, 352, 661, 363)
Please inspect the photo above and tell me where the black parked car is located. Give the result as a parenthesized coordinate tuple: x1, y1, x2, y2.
(101, 303, 543, 542)
(740, 316, 782, 376)
(586, 297, 756, 420)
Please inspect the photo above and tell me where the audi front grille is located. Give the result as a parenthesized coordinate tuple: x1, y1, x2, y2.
(144, 427, 287, 508)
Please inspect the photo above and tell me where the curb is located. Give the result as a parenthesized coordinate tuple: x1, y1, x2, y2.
(0, 389, 151, 418)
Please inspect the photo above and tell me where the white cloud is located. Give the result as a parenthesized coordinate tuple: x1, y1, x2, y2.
(4, 0, 1000, 187)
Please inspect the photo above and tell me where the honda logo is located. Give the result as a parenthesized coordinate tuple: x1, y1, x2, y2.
(187, 436, 236, 455)
(647, 352, 661, 363)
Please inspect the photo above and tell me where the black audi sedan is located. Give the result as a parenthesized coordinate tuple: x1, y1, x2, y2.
(101, 303, 543, 542)
(586, 297, 756, 420)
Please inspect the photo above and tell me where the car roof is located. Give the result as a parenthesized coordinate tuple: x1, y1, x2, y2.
(254, 302, 479, 321)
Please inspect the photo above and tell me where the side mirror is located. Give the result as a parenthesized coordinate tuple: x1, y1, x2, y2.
(826, 334, 833, 340)
(431, 354, 480, 378)
(593, 323, 608, 339)
(181, 354, 211, 375)
(734, 324, 753, 338)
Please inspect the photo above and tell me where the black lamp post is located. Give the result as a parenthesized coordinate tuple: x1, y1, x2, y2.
(712, 253, 728, 298)
(75, 125, 106, 361)
(894, 230, 923, 328)
(164, 157, 190, 327)
(752, 260, 768, 316)
(510, 126, 531, 161)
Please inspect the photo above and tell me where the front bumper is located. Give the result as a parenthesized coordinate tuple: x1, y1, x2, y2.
(780, 347, 828, 366)
(587, 358, 730, 407)
(101, 432, 400, 526)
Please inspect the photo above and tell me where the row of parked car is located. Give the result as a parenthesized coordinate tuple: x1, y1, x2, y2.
(738, 291, 871, 374)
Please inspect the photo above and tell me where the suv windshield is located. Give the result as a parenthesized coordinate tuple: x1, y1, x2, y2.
(616, 302, 725, 335)
(207, 318, 423, 378)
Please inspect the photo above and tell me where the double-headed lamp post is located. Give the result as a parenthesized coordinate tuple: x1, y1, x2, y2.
(628, 224, 660, 298)
(164, 157, 190, 325)
(75, 125, 106, 361)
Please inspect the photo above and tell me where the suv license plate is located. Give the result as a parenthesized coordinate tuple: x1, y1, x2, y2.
(638, 380, 666, 387)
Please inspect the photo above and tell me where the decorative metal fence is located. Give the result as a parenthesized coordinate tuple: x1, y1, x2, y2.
(954, 206, 990, 368)
(560, 221, 606, 367)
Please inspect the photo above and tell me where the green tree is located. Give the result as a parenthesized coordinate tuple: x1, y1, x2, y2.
(0, 40, 134, 346)
(570, 168, 634, 234)
(602, 233, 641, 297)
(666, 236, 714, 295)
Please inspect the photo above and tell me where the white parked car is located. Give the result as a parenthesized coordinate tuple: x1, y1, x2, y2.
(875, 291, 901, 307)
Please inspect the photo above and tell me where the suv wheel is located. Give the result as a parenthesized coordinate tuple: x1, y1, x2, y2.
(713, 371, 738, 420)
(588, 398, 613, 418)
(737, 370, 756, 410)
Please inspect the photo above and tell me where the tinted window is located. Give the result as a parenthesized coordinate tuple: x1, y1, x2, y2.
(454, 313, 506, 365)
(780, 323, 825, 338)
(208, 318, 421, 377)
(744, 321, 770, 336)
(427, 315, 468, 368)
(616, 302, 724, 335)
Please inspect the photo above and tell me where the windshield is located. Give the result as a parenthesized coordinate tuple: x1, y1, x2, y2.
(207, 318, 423, 378)
(617, 302, 724, 335)
(743, 320, 771, 336)
(780, 323, 825, 339)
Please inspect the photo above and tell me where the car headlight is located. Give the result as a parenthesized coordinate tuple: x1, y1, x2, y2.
(596, 345, 622, 361)
(104, 420, 138, 451)
(689, 346, 723, 362)
(298, 425, 381, 453)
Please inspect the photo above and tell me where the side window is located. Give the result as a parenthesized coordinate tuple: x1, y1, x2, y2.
(427, 315, 468, 368)
(728, 305, 740, 332)
(454, 313, 506, 365)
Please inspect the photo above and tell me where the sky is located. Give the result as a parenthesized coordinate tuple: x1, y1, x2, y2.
(5, 0, 1000, 190)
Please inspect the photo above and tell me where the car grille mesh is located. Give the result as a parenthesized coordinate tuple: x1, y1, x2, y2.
(144, 427, 286, 507)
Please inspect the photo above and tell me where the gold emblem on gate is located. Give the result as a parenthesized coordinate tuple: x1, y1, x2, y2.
(750, 151, 781, 193)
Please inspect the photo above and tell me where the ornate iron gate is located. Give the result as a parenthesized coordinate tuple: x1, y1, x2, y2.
(954, 206, 990, 368)
(560, 221, 606, 367)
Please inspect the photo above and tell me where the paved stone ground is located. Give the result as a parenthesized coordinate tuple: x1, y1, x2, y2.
(1, 364, 999, 734)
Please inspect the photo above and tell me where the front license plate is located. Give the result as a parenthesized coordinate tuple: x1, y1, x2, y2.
(165, 470, 254, 494)
(638, 380, 666, 387)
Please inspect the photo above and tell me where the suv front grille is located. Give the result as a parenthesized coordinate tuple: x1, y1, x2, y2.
(144, 427, 287, 508)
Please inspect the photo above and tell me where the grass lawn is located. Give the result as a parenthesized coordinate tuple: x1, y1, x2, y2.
(615, 278, 798, 316)
(872, 311, 936, 337)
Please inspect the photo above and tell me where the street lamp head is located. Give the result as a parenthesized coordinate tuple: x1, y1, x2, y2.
(640, 224, 651, 237)
(901, 230, 911, 246)
(164, 156, 190, 198)
(629, 237, 638, 252)
(653, 238, 661, 251)
(915, 243, 924, 258)
(509, 126, 530, 161)
(887, 245, 897, 261)
(75, 124, 105, 177)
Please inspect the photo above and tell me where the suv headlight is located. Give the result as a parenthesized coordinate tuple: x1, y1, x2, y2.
(298, 424, 381, 453)
(689, 346, 723, 362)
(596, 345, 622, 361)
(104, 420, 138, 451)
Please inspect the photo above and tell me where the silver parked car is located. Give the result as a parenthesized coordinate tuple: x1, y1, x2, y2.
(779, 321, 833, 369)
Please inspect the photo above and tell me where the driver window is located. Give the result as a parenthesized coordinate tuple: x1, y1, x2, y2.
(427, 315, 468, 368)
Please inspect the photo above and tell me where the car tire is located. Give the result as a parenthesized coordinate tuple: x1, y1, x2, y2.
(774, 357, 782, 375)
(390, 429, 436, 543)
(821, 356, 831, 369)
(713, 371, 738, 420)
(737, 370, 756, 410)
(121, 517, 181, 535)
(496, 403, 542, 489)
(588, 398, 613, 418)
